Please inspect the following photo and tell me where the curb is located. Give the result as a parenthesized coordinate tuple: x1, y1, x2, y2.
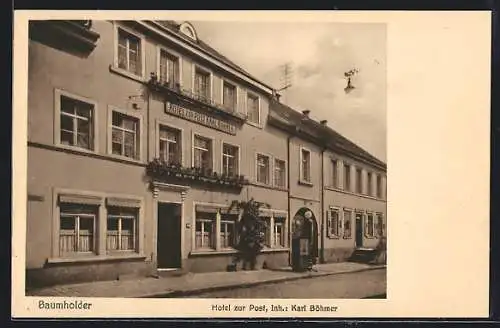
(139, 265, 386, 298)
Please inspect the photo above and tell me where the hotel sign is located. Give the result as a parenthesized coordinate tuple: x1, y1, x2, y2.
(164, 102, 237, 135)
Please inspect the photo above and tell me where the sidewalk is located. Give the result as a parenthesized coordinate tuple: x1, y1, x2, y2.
(26, 262, 385, 298)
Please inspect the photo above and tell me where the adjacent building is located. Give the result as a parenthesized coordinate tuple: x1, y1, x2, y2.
(26, 19, 386, 288)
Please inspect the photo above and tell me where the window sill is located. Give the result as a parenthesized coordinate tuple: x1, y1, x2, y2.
(56, 143, 98, 156)
(324, 186, 386, 201)
(106, 153, 145, 165)
(249, 181, 288, 192)
(261, 247, 289, 253)
(327, 235, 341, 239)
(109, 65, 146, 84)
(343, 236, 352, 239)
(47, 253, 147, 265)
(190, 249, 237, 256)
(246, 120, 263, 129)
(298, 180, 313, 187)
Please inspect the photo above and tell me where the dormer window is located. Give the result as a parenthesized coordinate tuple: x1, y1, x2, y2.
(179, 22, 197, 41)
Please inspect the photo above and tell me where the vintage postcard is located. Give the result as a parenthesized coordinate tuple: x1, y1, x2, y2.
(12, 10, 491, 318)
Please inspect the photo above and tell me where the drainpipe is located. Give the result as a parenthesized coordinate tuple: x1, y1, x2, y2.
(287, 132, 293, 266)
(320, 146, 326, 264)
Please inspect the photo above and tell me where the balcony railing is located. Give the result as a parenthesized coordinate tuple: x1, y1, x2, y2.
(146, 158, 249, 189)
(147, 73, 247, 122)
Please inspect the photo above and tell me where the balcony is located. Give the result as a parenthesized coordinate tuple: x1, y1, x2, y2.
(29, 20, 100, 54)
(146, 159, 249, 191)
(146, 73, 247, 123)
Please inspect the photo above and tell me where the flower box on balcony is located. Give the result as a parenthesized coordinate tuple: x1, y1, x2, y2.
(146, 159, 249, 189)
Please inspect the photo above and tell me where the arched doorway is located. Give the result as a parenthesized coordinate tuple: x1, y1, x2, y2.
(291, 207, 319, 270)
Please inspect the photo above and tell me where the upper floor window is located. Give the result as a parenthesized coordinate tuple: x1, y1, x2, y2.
(274, 159, 286, 188)
(222, 143, 239, 176)
(300, 148, 312, 183)
(356, 168, 362, 194)
(376, 175, 382, 198)
(117, 27, 142, 77)
(256, 153, 270, 184)
(159, 49, 180, 87)
(193, 135, 212, 170)
(194, 67, 211, 101)
(111, 111, 140, 160)
(332, 159, 338, 188)
(159, 125, 181, 165)
(367, 171, 373, 196)
(344, 164, 351, 191)
(222, 81, 237, 112)
(59, 94, 95, 151)
(246, 93, 260, 124)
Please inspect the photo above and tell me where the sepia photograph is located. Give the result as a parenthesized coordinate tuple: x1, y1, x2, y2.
(12, 10, 490, 318)
(25, 18, 387, 299)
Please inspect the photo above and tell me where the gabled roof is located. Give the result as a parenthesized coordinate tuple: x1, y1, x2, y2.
(269, 99, 387, 171)
(154, 20, 272, 91)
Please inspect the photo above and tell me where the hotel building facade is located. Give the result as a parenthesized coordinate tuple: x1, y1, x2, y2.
(26, 19, 386, 288)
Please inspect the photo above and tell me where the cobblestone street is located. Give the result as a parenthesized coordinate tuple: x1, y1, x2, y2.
(183, 268, 386, 299)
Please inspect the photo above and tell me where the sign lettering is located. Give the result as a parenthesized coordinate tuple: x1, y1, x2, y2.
(164, 102, 237, 135)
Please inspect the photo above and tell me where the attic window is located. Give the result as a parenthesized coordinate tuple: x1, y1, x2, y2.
(179, 22, 197, 41)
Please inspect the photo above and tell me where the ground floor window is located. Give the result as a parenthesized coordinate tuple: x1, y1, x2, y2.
(195, 212, 216, 250)
(343, 210, 352, 238)
(220, 216, 237, 249)
(274, 219, 286, 247)
(107, 206, 138, 251)
(366, 213, 374, 237)
(327, 208, 340, 238)
(376, 214, 384, 237)
(59, 203, 97, 256)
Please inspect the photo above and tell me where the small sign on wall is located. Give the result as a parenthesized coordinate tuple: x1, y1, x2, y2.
(186, 223, 191, 229)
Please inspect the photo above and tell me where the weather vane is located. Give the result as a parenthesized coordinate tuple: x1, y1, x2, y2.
(344, 68, 359, 94)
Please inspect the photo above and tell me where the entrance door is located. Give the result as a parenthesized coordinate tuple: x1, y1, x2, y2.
(355, 214, 363, 248)
(157, 203, 182, 269)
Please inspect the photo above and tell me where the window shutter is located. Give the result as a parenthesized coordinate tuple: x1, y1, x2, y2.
(364, 215, 369, 237)
(326, 210, 332, 238)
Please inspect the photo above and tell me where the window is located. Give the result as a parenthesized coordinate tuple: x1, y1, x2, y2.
(59, 203, 97, 255)
(107, 207, 137, 251)
(274, 220, 285, 247)
(247, 93, 260, 124)
(59, 95, 94, 150)
(332, 159, 338, 188)
(377, 214, 384, 237)
(343, 210, 352, 238)
(194, 67, 211, 101)
(262, 217, 272, 247)
(327, 208, 340, 238)
(111, 111, 140, 160)
(117, 27, 142, 76)
(193, 135, 212, 170)
(274, 159, 286, 188)
(344, 164, 351, 191)
(300, 148, 311, 183)
(159, 49, 180, 87)
(159, 125, 181, 165)
(222, 143, 239, 176)
(367, 172, 373, 196)
(366, 213, 374, 237)
(376, 175, 382, 198)
(222, 81, 237, 112)
(356, 168, 362, 194)
(256, 154, 270, 184)
(220, 215, 237, 249)
(195, 213, 215, 249)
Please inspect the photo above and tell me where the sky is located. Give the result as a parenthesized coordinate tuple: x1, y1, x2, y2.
(191, 21, 387, 162)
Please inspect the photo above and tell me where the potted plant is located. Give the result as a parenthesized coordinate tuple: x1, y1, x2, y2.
(227, 198, 270, 271)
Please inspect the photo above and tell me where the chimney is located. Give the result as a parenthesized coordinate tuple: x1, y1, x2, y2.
(302, 110, 310, 117)
(320, 120, 328, 125)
